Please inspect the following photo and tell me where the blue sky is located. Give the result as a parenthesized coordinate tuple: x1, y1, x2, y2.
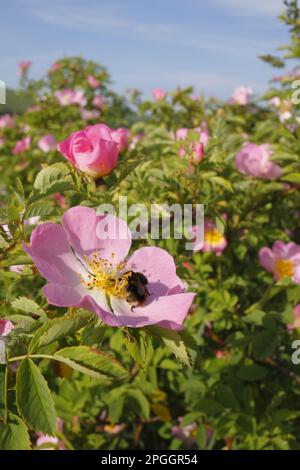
(0, 0, 290, 99)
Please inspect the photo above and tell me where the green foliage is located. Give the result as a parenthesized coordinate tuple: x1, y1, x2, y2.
(1, 3, 300, 451)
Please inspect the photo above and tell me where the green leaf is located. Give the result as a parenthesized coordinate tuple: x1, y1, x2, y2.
(237, 364, 268, 382)
(11, 296, 46, 317)
(127, 389, 150, 419)
(0, 414, 31, 450)
(16, 358, 56, 435)
(53, 346, 128, 380)
(147, 326, 192, 367)
(29, 309, 93, 353)
(252, 330, 278, 359)
(28, 163, 73, 203)
(282, 173, 300, 184)
(211, 176, 233, 192)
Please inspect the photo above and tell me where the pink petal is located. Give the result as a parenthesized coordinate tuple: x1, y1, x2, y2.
(259, 247, 275, 273)
(110, 292, 196, 329)
(23, 223, 84, 286)
(126, 246, 184, 297)
(62, 206, 132, 262)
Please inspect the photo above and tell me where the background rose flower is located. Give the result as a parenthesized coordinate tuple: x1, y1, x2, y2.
(235, 143, 282, 180)
(55, 88, 87, 107)
(57, 124, 120, 178)
(36, 418, 64, 450)
(288, 304, 300, 330)
(18, 60, 32, 75)
(38, 134, 57, 153)
(80, 108, 101, 121)
(23, 206, 195, 330)
(12, 136, 31, 155)
(0, 319, 14, 336)
(92, 95, 105, 109)
(190, 218, 227, 255)
(259, 241, 300, 284)
(152, 88, 166, 101)
(111, 128, 130, 153)
(87, 74, 100, 89)
(229, 86, 253, 105)
(0, 114, 14, 129)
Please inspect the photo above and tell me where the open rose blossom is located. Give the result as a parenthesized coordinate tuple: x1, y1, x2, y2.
(152, 88, 166, 101)
(235, 143, 282, 180)
(23, 207, 195, 329)
(57, 124, 120, 178)
(12, 136, 31, 155)
(38, 134, 57, 153)
(0, 114, 14, 129)
(55, 89, 87, 107)
(229, 86, 253, 105)
(259, 241, 300, 283)
(190, 219, 227, 255)
(87, 75, 100, 89)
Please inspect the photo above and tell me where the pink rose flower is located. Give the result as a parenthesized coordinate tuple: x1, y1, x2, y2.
(0, 114, 14, 129)
(55, 89, 87, 107)
(152, 88, 166, 101)
(235, 143, 282, 180)
(172, 419, 197, 447)
(38, 134, 57, 153)
(36, 418, 64, 450)
(23, 207, 195, 330)
(288, 304, 300, 331)
(111, 128, 130, 153)
(18, 60, 32, 75)
(87, 75, 100, 89)
(12, 136, 31, 155)
(268, 96, 281, 108)
(259, 241, 300, 283)
(190, 219, 227, 255)
(80, 108, 101, 121)
(53, 193, 67, 209)
(0, 319, 14, 337)
(92, 95, 105, 109)
(48, 62, 61, 74)
(57, 124, 120, 178)
(175, 126, 209, 163)
(229, 86, 253, 105)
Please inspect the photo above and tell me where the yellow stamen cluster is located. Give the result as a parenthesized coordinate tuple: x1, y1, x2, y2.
(275, 258, 294, 279)
(82, 251, 131, 298)
(205, 228, 224, 246)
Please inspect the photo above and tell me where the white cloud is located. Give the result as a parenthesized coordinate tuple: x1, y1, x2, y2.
(209, 0, 284, 17)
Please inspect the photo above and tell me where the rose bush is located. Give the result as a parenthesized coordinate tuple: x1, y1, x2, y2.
(1, 2, 300, 451)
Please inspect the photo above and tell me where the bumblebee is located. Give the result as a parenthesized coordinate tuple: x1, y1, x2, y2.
(123, 271, 150, 306)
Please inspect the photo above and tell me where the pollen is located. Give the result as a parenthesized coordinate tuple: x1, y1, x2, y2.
(81, 251, 131, 298)
(275, 258, 294, 279)
(205, 228, 224, 246)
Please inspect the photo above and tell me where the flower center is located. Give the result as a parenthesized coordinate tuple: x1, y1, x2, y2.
(275, 258, 294, 279)
(205, 228, 223, 245)
(82, 252, 131, 298)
